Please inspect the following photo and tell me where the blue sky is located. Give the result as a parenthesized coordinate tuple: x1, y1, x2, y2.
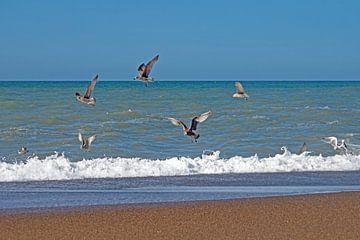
(0, 0, 359, 80)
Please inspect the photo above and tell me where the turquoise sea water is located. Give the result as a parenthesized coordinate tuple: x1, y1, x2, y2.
(0, 81, 360, 209)
(2, 81, 360, 160)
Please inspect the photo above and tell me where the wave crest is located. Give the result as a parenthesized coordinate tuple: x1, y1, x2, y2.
(1, 150, 360, 182)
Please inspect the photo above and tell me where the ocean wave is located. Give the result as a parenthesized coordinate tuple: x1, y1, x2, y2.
(252, 115, 269, 120)
(326, 120, 339, 125)
(1, 149, 360, 182)
(305, 106, 330, 110)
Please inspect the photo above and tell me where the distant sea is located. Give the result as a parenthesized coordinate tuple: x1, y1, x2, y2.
(1, 81, 360, 209)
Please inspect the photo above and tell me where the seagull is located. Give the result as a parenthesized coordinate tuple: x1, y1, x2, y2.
(168, 111, 212, 142)
(322, 137, 348, 153)
(298, 142, 307, 155)
(134, 55, 159, 86)
(18, 146, 28, 155)
(233, 81, 249, 99)
(78, 133, 96, 150)
(75, 74, 98, 106)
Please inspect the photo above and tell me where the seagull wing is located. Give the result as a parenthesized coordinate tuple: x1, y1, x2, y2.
(322, 137, 338, 148)
(84, 74, 98, 99)
(78, 133, 83, 143)
(329, 137, 337, 148)
(190, 111, 212, 131)
(168, 117, 187, 130)
(235, 81, 245, 94)
(298, 142, 307, 154)
(144, 55, 159, 77)
(137, 63, 146, 77)
(88, 135, 96, 145)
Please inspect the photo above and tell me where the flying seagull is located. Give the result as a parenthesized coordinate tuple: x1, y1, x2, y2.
(233, 81, 249, 99)
(298, 142, 307, 155)
(134, 55, 159, 86)
(322, 136, 348, 153)
(78, 133, 96, 150)
(18, 146, 28, 155)
(75, 74, 98, 106)
(168, 111, 212, 142)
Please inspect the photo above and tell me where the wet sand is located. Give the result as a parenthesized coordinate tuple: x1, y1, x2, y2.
(1, 192, 359, 240)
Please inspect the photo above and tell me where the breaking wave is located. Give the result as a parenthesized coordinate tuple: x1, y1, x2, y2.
(1, 148, 360, 182)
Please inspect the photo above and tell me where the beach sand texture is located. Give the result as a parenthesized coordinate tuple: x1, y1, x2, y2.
(1, 192, 359, 240)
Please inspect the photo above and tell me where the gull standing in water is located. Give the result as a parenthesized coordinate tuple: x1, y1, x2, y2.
(322, 137, 349, 153)
(75, 74, 98, 106)
(233, 81, 249, 99)
(134, 55, 159, 86)
(78, 133, 96, 150)
(168, 111, 212, 142)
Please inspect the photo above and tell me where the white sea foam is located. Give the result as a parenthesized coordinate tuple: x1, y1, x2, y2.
(252, 115, 269, 120)
(0, 149, 360, 182)
(326, 120, 339, 125)
(305, 106, 330, 110)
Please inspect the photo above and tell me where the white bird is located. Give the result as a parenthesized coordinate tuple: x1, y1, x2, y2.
(75, 74, 98, 106)
(168, 111, 212, 142)
(322, 137, 348, 152)
(134, 55, 159, 86)
(233, 81, 249, 99)
(78, 133, 96, 150)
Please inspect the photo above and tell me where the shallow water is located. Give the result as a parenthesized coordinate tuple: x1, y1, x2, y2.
(1, 171, 359, 209)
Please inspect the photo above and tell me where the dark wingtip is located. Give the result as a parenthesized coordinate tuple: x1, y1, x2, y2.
(138, 63, 145, 71)
(95, 74, 99, 80)
(75, 92, 80, 96)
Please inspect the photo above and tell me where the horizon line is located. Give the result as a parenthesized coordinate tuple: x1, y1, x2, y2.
(1, 79, 360, 82)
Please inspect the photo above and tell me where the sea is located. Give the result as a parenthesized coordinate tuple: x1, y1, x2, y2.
(1, 80, 360, 210)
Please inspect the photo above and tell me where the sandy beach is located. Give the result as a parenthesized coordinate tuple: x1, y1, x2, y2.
(1, 192, 359, 240)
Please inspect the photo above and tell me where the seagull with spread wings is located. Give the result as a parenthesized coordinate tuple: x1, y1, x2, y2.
(75, 74, 98, 106)
(233, 81, 249, 99)
(168, 111, 212, 142)
(78, 133, 96, 150)
(322, 136, 349, 153)
(18, 146, 29, 155)
(134, 55, 159, 86)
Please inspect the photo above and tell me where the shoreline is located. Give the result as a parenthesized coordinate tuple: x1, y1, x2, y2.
(1, 191, 359, 239)
(0, 189, 359, 214)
